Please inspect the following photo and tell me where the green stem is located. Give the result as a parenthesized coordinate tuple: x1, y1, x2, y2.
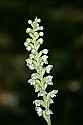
(48, 118, 51, 125)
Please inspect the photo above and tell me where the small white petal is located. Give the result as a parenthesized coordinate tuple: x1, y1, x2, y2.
(26, 28, 31, 33)
(45, 65, 53, 73)
(26, 38, 31, 43)
(24, 42, 28, 47)
(31, 73, 37, 80)
(35, 85, 40, 92)
(45, 76, 53, 83)
(35, 107, 43, 116)
(48, 82, 53, 85)
(28, 20, 32, 24)
(42, 49, 48, 54)
(31, 49, 36, 53)
(36, 23, 39, 27)
(39, 26, 44, 30)
(26, 46, 31, 51)
(38, 91, 47, 97)
(42, 55, 48, 60)
(33, 100, 41, 107)
(34, 32, 39, 36)
(26, 59, 32, 64)
(38, 38, 43, 44)
(49, 90, 58, 98)
(49, 99, 54, 104)
(29, 64, 34, 70)
(37, 18, 41, 22)
(28, 79, 35, 85)
(39, 32, 44, 36)
(42, 55, 48, 64)
(29, 54, 34, 59)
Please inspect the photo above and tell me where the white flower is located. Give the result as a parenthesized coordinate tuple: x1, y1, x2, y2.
(35, 84, 40, 92)
(35, 107, 43, 116)
(26, 59, 32, 65)
(42, 55, 48, 64)
(49, 90, 58, 98)
(49, 99, 54, 104)
(31, 73, 38, 80)
(26, 38, 31, 43)
(38, 91, 47, 97)
(37, 18, 41, 22)
(45, 65, 53, 73)
(26, 28, 31, 33)
(28, 20, 32, 24)
(45, 76, 53, 85)
(31, 49, 36, 53)
(29, 54, 34, 59)
(25, 59, 34, 70)
(29, 64, 34, 70)
(39, 32, 44, 36)
(42, 49, 48, 54)
(33, 100, 41, 107)
(38, 38, 43, 44)
(34, 32, 39, 36)
(39, 26, 44, 30)
(24, 42, 28, 47)
(28, 78, 35, 85)
(26, 46, 31, 51)
(46, 76, 53, 82)
(48, 82, 53, 85)
(36, 23, 39, 27)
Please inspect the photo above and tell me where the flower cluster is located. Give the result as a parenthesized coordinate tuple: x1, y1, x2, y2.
(24, 17, 58, 125)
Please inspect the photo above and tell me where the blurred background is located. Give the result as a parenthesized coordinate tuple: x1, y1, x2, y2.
(0, 0, 82, 125)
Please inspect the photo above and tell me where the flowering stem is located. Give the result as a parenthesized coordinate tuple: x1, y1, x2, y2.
(48, 119, 51, 125)
(24, 17, 58, 125)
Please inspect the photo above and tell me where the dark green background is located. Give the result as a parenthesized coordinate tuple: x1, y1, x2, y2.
(0, 0, 82, 125)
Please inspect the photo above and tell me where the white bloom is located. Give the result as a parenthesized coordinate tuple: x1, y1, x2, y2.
(38, 38, 43, 44)
(45, 76, 53, 85)
(36, 23, 39, 27)
(37, 18, 41, 22)
(24, 42, 28, 47)
(33, 100, 41, 107)
(39, 32, 44, 36)
(46, 76, 53, 82)
(48, 82, 53, 85)
(29, 54, 34, 59)
(31, 73, 38, 80)
(35, 85, 40, 92)
(26, 28, 31, 33)
(28, 79, 35, 85)
(29, 64, 34, 70)
(26, 59, 32, 65)
(28, 20, 32, 24)
(39, 26, 44, 30)
(38, 91, 47, 97)
(49, 90, 58, 98)
(35, 107, 43, 116)
(42, 55, 48, 64)
(25, 59, 34, 70)
(45, 65, 53, 73)
(34, 32, 39, 36)
(49, 99, 54, 104)
(42, 49, 48, 54)
(26, 38, 31, 43)
(26, 46, 31, 51)
(31, 49, 36, 53)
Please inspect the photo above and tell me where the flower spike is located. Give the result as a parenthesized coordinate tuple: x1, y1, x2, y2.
(24, 17, 58, 125)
